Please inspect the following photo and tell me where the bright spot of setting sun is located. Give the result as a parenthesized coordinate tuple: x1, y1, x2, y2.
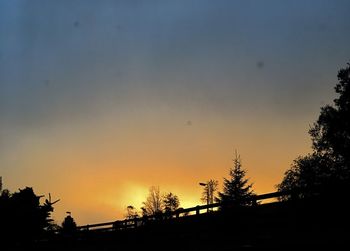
(109, 183, 203, 218)
(118, 183, 149, 212)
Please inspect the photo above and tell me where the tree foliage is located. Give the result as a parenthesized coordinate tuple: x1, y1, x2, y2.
(141, 186, 164, 216)
(217, 152, 255, 206)
(125, 205, 139, 219)
(163, 192, 180, 213)
(309, 63, 350, 170)
(141, 187, 181, 217)
(200, 179, 218, 205)
(0, 187, 57, 245)
(61, 213, 77, 235)
(277, 154, 337, 199)
(278, 63, 350, 197)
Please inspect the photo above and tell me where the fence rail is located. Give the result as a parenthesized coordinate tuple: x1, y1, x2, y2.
(76, 190, 294, 232)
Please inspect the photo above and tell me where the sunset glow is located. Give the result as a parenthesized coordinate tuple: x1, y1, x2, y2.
(1, 1, 350, 225)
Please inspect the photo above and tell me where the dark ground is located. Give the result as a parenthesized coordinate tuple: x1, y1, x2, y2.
(25, 195, 349, 251)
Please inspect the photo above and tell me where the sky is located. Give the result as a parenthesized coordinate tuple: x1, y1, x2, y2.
(1, 0, 350, 225)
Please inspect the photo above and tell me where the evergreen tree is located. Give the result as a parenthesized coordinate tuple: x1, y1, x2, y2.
(0, 187, 57, 245)
(217, 152, 255, 206)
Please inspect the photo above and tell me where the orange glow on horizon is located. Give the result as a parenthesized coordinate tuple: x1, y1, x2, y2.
(2, 108, 314, 225)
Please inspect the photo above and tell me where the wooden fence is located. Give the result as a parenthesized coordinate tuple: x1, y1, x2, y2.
(76, 190, 293, 232)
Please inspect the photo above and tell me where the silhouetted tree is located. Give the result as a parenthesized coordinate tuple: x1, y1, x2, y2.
(61, 212, 77, 236)
(278, 63, 350, 198)
(142, 186, 163, 216)
(277, 154, 337, 200)
(163, 192, 180, 214)
(217, 152, 255, 206)
(200, 180, 218, 206)
(309, 63, 350, 176)
(125, 205, 139, 219)
(0, 187, 57, 246)
(0, 188, 10, 199)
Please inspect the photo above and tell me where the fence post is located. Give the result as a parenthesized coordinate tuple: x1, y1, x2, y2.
(196, 206, 200, 215)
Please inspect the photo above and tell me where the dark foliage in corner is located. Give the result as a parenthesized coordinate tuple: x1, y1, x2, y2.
(278, 63, 350, 199)
(0, 187, 57, 245)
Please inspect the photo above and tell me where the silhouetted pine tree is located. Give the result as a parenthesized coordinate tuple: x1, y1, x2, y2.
(217, 152, 255, 207)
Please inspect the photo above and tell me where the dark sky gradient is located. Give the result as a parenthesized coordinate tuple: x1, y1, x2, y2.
(1, 0, 350, 224)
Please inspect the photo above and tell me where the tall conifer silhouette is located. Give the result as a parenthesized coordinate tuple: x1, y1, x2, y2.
(217, 151, 255, 206)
